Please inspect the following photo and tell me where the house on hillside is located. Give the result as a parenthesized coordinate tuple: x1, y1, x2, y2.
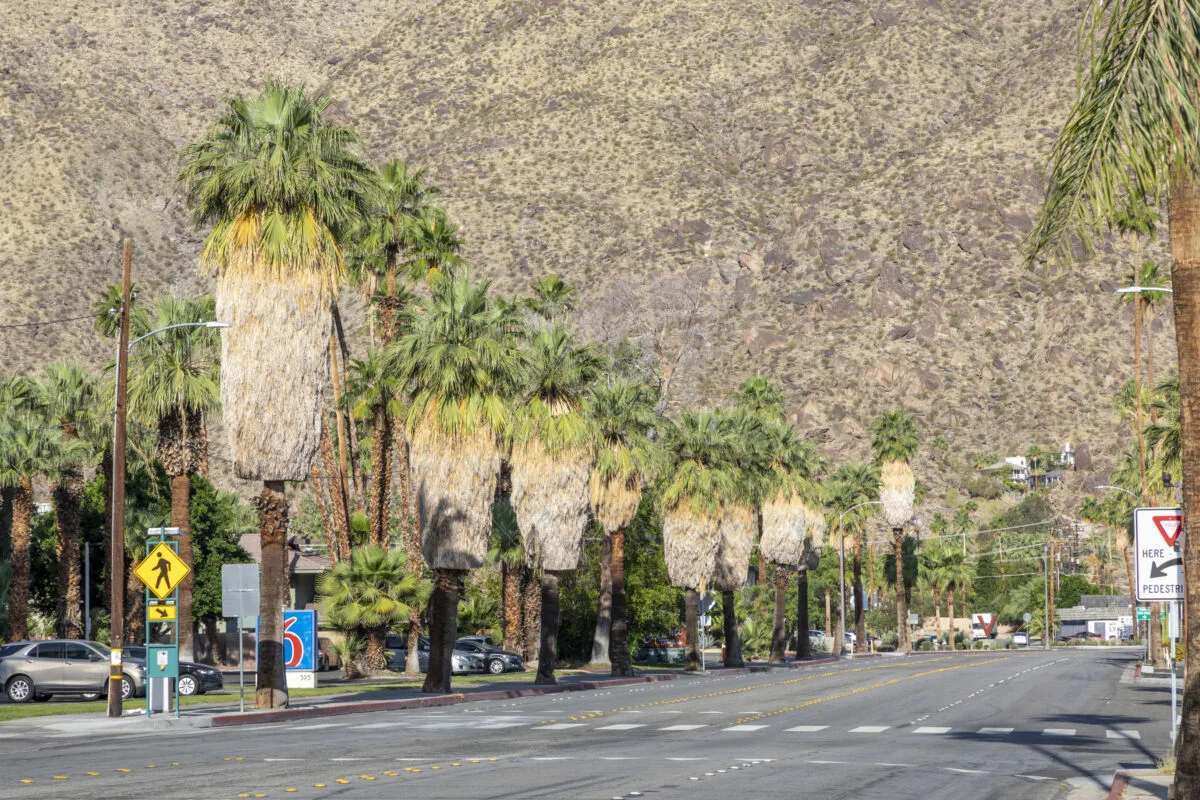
(980, 456, 1029, 484)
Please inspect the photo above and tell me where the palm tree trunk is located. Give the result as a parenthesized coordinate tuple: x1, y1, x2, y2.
(893, 528, 908, 652)
(722, 588, 743, 667)
(423, 568, 462, 693)
(170, 473, 197, 661)
(590, 532, 613, 665)
(933, 586, 943, 641)
(684, 588, 701, 671)
(610, 527, 633, 677)
(255, 480, 289, 709)
(395, 431, 423, 675)
(365, 626, 387, 673)
(769, 566, 788, 663)
(824, 588, 831, 637)
(329, 335, 354, 511)
(368, 410, 392, 548)
(853, 540, 865, 653)
(947, 585, 955, 648)
(53, 476, 84, 639)
(796, 570, 811, 659)
(502, 562, 521, 653)
(203, 616, 225, 665)
(125, 558, 144, 643)
(319, 418, 351, 562)
(8, 481, 32, 641)
(535, 572, 560, 684)
(522, 566, 541, 664)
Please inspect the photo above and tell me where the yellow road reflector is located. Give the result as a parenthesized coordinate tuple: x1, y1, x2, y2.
(133, 543, 190, 599)
(360, 776, 376, 781)
(54, 776, 67, 780)
(286, 789, 297, 794)
(314, 784, 326, 788)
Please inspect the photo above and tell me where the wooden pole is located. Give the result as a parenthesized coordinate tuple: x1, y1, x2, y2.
(107, 239, 132, 718)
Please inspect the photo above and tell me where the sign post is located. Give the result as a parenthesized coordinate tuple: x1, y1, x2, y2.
(1133, 507, 1184, 742)
(221, 564, 260, 713)
(132, 528, 186, 719)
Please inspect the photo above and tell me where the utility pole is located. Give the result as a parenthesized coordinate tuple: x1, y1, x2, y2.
(1048, 541, 1057, 645)
(107, 239, 131, 718)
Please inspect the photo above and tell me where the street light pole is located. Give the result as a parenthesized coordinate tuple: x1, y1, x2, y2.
(107, 239, 132, 718)
(1043, 544, 1050, 651)
(838, 501, 881, 657)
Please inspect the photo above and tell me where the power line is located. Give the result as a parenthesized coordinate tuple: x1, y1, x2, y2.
(0, 312, 104, 330)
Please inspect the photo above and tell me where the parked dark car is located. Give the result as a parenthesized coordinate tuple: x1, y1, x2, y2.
(385, 635, 484, 674)
(454, 639, 524, 674)
(122, 646, 224, 696)
(0, 640, 146, 702)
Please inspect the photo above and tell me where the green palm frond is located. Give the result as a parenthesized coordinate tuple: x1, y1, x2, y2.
(126, 296, 221, 426)
(511, 326, 602, 452)
(523, 275, 579, 322)
(869, 409, 920, 463)
(317, 545, 430, 632)
(732, 376, 786, 423)
(1027, 0, 1200, 261)
(588, 379, 662, 486)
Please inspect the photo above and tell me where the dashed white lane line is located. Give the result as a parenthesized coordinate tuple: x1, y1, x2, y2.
(666, 757, 708, 761)
(1107, 730, 1142, 739)
(540, 723, 586, 730)
(808, 760, 847, 764)
(785, 725, 829, 733)
(876, 762, 914, 767)
(1043, 728, 1077, 736)
(724, 725, 769, 732)
(598, 724, 646, 731)
(1016, 775, 1055, 781)
(978, 727, 1014, 734)
(531, 757, 574, 761)
(913, 727, 950, 734)
(946, 768, 989, 774)
(850, 726, 890, 733)
(660, 725, 708, 731)
(289, 723, 348, 730)
(698, 711, 725, 715)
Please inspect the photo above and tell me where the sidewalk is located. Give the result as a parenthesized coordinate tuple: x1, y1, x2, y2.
(1108, 771, 1172, 799)
(0, 653, 853, 734)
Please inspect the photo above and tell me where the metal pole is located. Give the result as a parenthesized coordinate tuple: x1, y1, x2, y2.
(838, 517, 846, 657)
(1171, 600, 1178, 742)
(1043, 545, 1050, 651)
(84, 543, 90, 641)
(239, 622, 245, 713)
(107, 239, 132, 718)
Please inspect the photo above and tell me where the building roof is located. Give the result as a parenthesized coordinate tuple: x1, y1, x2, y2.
(1058, 595, 1132, 621)
(238, 533, 332, 575)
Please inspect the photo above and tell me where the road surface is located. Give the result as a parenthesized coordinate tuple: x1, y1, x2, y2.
(0, 649, 1169, 799)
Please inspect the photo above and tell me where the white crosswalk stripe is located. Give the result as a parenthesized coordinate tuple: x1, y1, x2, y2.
(785, 725, 829, 733)
(597, 724, 646, 731)
(724, 725, 768, 732)
(1107, 730, 1142, 739)
(850, 726, 890, 733)
(660, 725, 708, 731)
(977, 728, 1013, 734)
(1042, 728, 1076, 736)
(540, 723, 586, 730)
(913, 727, 950, 734)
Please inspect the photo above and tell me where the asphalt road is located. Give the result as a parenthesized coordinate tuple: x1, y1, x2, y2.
(0, 649, 1170, 800)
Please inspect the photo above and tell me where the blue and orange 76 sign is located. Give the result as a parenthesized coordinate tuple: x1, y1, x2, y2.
(283, 610, 317, 671)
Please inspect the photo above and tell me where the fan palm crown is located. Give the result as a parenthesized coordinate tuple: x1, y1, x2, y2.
(588, 380, 661, 532)
(732, 376, 786, 423)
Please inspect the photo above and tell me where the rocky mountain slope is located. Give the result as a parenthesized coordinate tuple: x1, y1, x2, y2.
(0, 0, 1173, 490)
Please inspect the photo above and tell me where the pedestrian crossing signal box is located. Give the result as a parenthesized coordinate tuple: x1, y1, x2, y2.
(147, 645, 178, 679)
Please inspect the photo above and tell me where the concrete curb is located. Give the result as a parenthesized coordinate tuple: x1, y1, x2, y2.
(1107, 770, 1131, 799)
(208, 655, 849, 728)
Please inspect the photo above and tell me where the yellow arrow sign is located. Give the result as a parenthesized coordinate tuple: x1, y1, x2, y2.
(148, 603, 177, 621)
(133, 543, 190, 600)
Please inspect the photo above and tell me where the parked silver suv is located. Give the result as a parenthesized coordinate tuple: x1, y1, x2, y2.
(0, 640, 146, 703)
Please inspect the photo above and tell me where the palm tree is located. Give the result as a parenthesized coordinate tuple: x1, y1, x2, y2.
(731, 375, 786, 421)
(510, 326, 601, 684)
(524, 275, 579, 325)
(587, 380, 659, 675)
(344, 350, 401, 548)
(386, 274, 524, 692)
(826, 463, 879, 653)
(178, 80, 375, 708)
(403, 209, 465, 283)
(318, 545, 428, 672)
(870, 409, 920, 652)
(659, 410, 736, 671)
(1024, 6, 1200, 787)
(1146, 377, 1181, 480)
(126, 296, 221, 660)
(488, 499, 526, 655)
(33, 365, 99, 639)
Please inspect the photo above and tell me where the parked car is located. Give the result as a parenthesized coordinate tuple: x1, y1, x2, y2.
(454, 639, 524, 674)
(1012, 631, 1029, 647)
(844, 631, 857, 647)
(0, 640, 145, 703)
(318, 637, 341, 672)
(385, 635, 484, 674)
(121, 646, 224, 696)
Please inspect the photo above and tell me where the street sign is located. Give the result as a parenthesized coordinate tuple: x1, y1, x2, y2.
(283, 610, 318, 671)
(699, 593, 716, 615)
(134, 542, 191, 600)
(1022, 613, 1032, 623)
(147, 601, 176, 621)
(698, 615, 712, 627)
(221, 563, 260, 619)
(1136, 607, 1151, 621)
(1134, 507, 1185, 601)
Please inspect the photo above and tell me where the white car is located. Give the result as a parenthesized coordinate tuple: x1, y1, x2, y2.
(1012, 632, 1029, 647)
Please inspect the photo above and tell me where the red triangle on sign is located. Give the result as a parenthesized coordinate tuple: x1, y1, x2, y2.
(1152, 515, 1183, 547)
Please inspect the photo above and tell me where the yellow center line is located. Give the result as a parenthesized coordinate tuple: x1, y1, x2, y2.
(731, 657, 1011, 724)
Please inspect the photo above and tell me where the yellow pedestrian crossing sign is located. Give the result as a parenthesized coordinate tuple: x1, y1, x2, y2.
(148, 602, 177, 621)
(134, 543, 190, 599)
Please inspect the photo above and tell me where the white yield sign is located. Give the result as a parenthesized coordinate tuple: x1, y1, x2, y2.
(1134, 507, 1184, 602)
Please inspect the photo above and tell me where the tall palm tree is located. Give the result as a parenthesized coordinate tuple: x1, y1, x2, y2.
(659, 411, 736, 671)
(1135, 261, 1171, 426)
(35, 364, 100, 639)
(0, 412, 64, 641)
(488, 499, 526, 655)
(731, 375, 786, 420)
(510, 326, 601, 684)
(826, 463, 879, 653)
(387, 274, 524, 692)
(869, 409, 920, 652)
(402, 209, 465, 284)
(344, 350, 401, 548)
(1024, 6, 1200, 788)
(178, 80, 375, 708)
(524, 275, 579, 325)
(317, 545, 429, 672)
(587, 380, 660, 675)
(1146, 377, 1182, 479)
(126, 296, 221, 660)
